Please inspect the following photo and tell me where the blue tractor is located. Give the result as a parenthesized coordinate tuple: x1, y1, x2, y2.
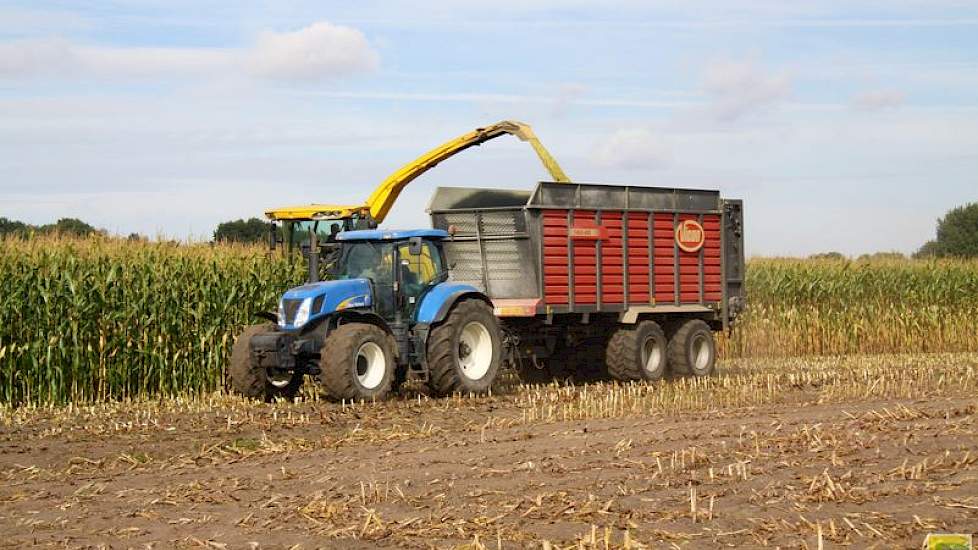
(229, 228, 503, 401)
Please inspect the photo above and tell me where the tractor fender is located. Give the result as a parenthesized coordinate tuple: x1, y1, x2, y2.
(415, 282, 490, 325)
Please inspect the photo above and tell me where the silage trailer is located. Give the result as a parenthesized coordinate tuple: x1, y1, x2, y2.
(230, 182, 744, 401)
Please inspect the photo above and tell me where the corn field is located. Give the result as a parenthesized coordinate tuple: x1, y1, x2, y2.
(0, 237, 303, 406)
(2, 237, 977, 406)
(722, 257, 978, 358)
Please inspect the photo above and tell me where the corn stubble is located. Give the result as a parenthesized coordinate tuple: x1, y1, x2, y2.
(2, 237, 977, 406)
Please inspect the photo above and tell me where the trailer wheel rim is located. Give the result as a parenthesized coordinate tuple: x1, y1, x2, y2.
(691, 334, 712, 372)
(642, 337, 663, 375)
(355, 341, 386, 389)
(457, 321, 492, 380)
(267, 369, 293, 388)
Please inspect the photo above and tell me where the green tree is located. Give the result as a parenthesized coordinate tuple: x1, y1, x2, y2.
(213, 217, 268, 243)
(40, 218, 98, 236)
(809, 251, 846, 261)
(857, 251, 905, 261)
(916, 202, 978, 258)
(0, 217, 31, 237)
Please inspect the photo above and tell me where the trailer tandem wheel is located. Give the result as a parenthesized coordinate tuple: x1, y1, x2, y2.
(667, 319, 717, 377)
(606, 321, 668, 382)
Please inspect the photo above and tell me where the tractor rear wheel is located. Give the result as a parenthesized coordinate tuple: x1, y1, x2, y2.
(319, 323, 396, 401)
(229, 323, 303, 402)
(667, 319, 717, 377)
(606, 321, 667, 382)
(428, 300, 502, 396)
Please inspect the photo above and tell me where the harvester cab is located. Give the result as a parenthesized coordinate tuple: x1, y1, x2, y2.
(231, 227, 502, 402)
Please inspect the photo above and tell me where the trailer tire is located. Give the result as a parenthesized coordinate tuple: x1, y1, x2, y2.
(606, 321, 668, 382)
(229, 323, 303, 402)
(428, 300, 502, 396)
(667, 319, 717, 377)
(516, 362, 557, 385)
(319, 323, 395, 401)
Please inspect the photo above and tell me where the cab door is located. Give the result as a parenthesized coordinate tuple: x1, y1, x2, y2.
(396, 238, 443, 319)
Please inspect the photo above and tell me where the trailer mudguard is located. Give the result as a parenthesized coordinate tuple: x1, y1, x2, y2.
(415, 282, 488, 324)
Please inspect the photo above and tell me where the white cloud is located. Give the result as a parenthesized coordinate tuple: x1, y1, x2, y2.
(851, 89, 905, 111)
(703, 59, 791, 121)
(0, 21, 378, 81)
(549, 83, 588, 118)
(0, 38, 75, 77)
(247, 22, 379, 80)
(592, 128, 672, 170)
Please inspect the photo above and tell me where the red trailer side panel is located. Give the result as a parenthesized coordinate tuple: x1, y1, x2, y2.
(541, 209, 723, 308)
(542, 210, 569, 304)
(652, 214, 676, 304)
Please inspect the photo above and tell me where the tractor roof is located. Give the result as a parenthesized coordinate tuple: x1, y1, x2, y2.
(335, 229, 449, 242)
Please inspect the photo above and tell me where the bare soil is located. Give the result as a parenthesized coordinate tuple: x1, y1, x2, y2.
(1, 355, 976, 549)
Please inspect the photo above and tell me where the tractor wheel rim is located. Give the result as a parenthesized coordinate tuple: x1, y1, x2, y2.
(356, 342, 386, 389)
(267, 369, 293, 388)
(642, 337, 662, 375)
(457, 321, 492, 380)
(692, 334, 711, 371)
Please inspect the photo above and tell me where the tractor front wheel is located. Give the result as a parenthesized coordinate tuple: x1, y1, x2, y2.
(229, 323, 303, 402)
(319, 323, 396, 401)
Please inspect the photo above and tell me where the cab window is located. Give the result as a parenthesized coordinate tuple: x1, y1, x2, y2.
(397, 241, 442, 299)
(337, 242, 394, 284)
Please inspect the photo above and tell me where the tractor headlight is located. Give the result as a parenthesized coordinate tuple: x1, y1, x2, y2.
(293, 297, 312, 328)
(277, 299, 286, 328)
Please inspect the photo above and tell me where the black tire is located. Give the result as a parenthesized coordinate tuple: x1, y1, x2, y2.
(564, 338, 611, 383)
(229, 323, 303, 402)
(515, 361, 556, 385)
(667, 319, 717, 377)
(606, 321, 668, 382)
(428, 300, 502, 396)
(319, 323, 395, 401)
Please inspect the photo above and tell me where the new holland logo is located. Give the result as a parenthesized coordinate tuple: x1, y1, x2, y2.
(675, 219, 706, 253)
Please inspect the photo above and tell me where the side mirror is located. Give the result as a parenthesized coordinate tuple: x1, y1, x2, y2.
(407, 236, 423, 256)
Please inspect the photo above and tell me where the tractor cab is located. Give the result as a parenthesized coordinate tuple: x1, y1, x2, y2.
(276, 229, 450, 331)
(333, 230, 447, 320)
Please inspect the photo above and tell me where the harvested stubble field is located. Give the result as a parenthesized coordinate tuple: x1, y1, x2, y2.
(2, 353, 976, 548)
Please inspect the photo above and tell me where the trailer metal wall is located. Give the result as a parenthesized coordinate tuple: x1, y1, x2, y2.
(428, 182, 744, 326)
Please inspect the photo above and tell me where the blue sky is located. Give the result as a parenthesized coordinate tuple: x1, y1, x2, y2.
(1, 1, 976, 256)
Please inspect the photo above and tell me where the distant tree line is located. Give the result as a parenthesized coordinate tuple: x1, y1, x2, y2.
(807, 202, 978, 260)
(0, 217, 103, 238)
(6, 201, 978, 256)
(809, 251, 908, 261)
(212, 217, 268, 244)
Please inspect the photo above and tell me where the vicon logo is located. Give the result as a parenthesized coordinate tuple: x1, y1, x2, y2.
(675, 220, 706, 253)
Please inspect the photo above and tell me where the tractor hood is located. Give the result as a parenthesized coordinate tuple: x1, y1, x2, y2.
(277, 279, 373, 331)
